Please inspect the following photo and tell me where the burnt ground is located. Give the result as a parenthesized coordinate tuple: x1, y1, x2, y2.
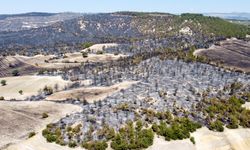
(195, 39, 250, 73)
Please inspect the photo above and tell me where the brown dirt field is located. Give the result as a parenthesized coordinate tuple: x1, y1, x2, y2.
(46, 81, 138, 103)
(0, 101, 82, 150)
(0, 56, 39, 77)
(194, 39, 250, 73)
(0, 75, 71, 100)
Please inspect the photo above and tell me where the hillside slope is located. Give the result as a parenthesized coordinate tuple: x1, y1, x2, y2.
(0, 12, 249, 55)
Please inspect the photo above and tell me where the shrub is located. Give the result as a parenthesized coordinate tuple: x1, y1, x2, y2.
(12, 69, 19, 76)
(96, 51, 104, 55)
(42, 112, 49, 119)
(68, 141, 77, 148)
(190, 137, 195, 144)
(38, 69, 45, 75)
(72, 124, 82, 133)
(82, 141, 108, 150)
(81, 51, 88, 58)
(136, 120, 143, 131)
(46, 134, 57, 142)
(226, 115, 239, 129)
(137, 129, 154, 148)
(111, 134, 128, 150)
(43, 86, 53, 95)
(0, 96, 4, 100)
(209, 120, 224, 132)
(151, 123, 159, 132)
(19, 90, 23, 95)
(1, 80, 6, 86)
(42, 128, 51, 136)
(239, 109, 250, 128)
(28, 132, 36, 138)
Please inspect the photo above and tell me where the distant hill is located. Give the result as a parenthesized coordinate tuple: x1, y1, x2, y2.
(0, 12, 56, 20)
(204, 13, 250, 21)
(0, 12, 83, 31)
(0, 12, 249, 55)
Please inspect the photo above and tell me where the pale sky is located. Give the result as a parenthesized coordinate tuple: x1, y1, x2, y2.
(1, 0, 250, 14)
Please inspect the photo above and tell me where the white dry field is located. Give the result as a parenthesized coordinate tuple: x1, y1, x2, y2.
(148, 127, 250, 150)
(53, 52, 125, 64)
(46, 81, 138, 103)
(0, 75, 71, 100)
(3, 43, 123, 70)
(0, 101, 82, 150)
(81, 43, 118, 53)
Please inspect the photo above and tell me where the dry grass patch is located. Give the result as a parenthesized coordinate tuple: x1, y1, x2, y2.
(47, 81, 138, 103)
(0, 101, 82, 149)
(0, 75, 71, 100)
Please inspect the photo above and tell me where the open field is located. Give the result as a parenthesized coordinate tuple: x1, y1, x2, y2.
(148, 136, 193, 150)
(194, 39, 250, 73)
(0, 75, 71, 100)
(52, 53, 125, 64)
(0, 101, 82, 149)
(148, 127, 250, 150)
(193, 127, 250, 150)
(5, 52, 124, 69)
(46, 81, 137, 103)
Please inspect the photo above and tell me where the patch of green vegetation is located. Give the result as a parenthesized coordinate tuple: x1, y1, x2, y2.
(28, 132, 36, 138)
(204, 95, 250, 131)
(152, 117, 201, 141)
(38, 69, 45, 75)
(178, 13, 250, 38)
(81, 51, 88, 58)
(18, 90, 23, 95)
(42, 124, 67, 146)
(42, 112, 49, 119)
(111, 120, 154, 150)
(209, 119, 224, 132)
(82, 141, 108, 150)
(190, 136, 195, 144)
(81, 42, 94, 49)
(68, 141, 77, 148)
(12, 69, 19, 76)
(132, 12, 250, 38)
(1, 80, 6, 86)
(96, 51, 104, 55)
